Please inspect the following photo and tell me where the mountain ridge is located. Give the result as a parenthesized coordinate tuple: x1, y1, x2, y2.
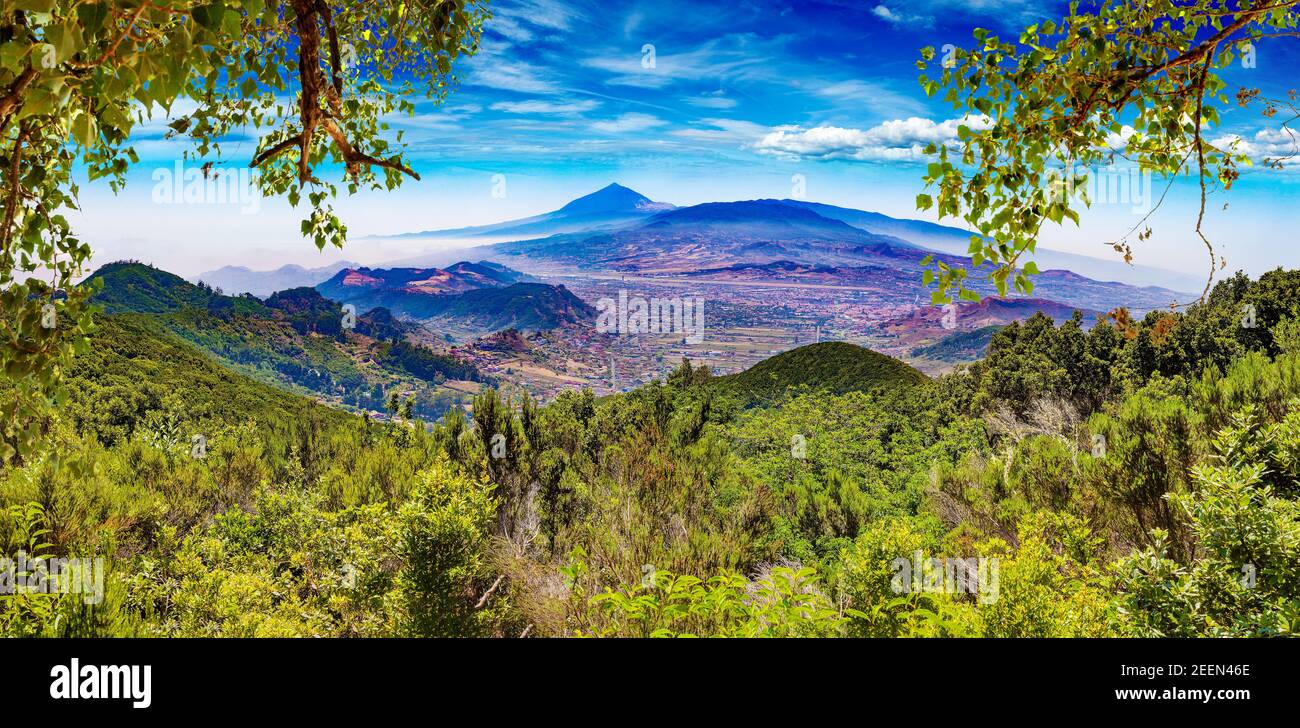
(314, 262, 593, 334)
(480, 197, 1183, 313)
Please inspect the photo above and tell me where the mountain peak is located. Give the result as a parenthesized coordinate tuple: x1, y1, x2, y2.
(557, 183, 673, 216)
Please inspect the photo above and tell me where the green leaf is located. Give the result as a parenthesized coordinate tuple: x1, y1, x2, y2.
(192, 3, 228, 31)
(44, 22, 85, 64)
(71, 112, 98, 147)
(77, 3, 110, 37)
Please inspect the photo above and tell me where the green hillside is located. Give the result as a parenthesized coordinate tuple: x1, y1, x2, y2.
(717, 341, 928, 405)
(910, 325, 1001, 362)
(63, 315, 356, 446)
(426, 282, 594, 330)
(85, 261, 267, 316)
(82, 263, 486, 419)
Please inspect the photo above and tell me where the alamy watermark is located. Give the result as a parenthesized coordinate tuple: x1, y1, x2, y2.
(1046, 164, 1154, 214)
(1, 551, 104, 605)
(152, 161, 261, 214)
(49, 658, 151, 709)
(596, 290, 706, 344)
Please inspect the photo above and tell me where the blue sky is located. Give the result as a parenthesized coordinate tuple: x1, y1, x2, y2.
(75, 0, 1300, 279)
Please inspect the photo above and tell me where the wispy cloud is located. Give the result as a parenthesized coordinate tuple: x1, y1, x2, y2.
(579, 34, 791, 89)
(814, 79, 930, 119)
(685, 91, 739, 110)
(868, 0, 1050, 29)
(870, 5, 934, 29)
(465, 40, 564, 94)
(494, 0, 586, 33)
(672, 118, 769, 141)
(490, 99, 601, 115)
(592, 112, 668, 133)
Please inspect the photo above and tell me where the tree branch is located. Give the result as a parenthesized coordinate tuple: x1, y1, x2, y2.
(249, 0, 420, 185)
(68, 4, 149, 70)
(1, 122, 30, 258)
(249, 133, 305, 167)
(0, 67, 38, 129)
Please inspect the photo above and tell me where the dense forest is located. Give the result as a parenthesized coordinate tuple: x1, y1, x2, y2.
(3, 268, 1299, 637)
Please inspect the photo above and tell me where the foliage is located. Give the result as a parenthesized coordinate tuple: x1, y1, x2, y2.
(910, 325, 1000, 362)
(915, 1, 1299, 302)
(81, 263, 486, 420)
(1114, 408, 1300, 636)
(2, 0, 489, 462)
(6, 256, 1300, 638)
(585, 565, 843, 638)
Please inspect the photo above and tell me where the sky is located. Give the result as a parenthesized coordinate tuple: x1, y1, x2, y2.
(72, 0, 1300, 280)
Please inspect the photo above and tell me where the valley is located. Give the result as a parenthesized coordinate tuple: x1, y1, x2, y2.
(176, 183, 1198, 406)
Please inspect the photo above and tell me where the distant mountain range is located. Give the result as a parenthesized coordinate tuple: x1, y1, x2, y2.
(476, 194, 1183, 314)
(199, 183, 1197, 312)
(196, 260, 360, 297)
(315, 260, 592, 333)
(487, 198, 921, 272)
(360, 183, 1198, 292)
(777, 199, 1202, 292)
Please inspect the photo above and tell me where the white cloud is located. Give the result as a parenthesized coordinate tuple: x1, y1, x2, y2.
(1210, 127, 1300, 167)
(871, 5, 900, 22)
(490, 99, 600, 115)
(870, 5, 934, 28)
(494, 0, 583, 32)
(592, 112, 668, 133)
(752, 115, 992, 161)
(1103, 125, 1139, 151)
(464, 40, 564, 94)
(469, 59, 560, 94)
(623, 11, 644, 37)
(870, 0, 1041, 29)
(488, 16, 535, 43)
